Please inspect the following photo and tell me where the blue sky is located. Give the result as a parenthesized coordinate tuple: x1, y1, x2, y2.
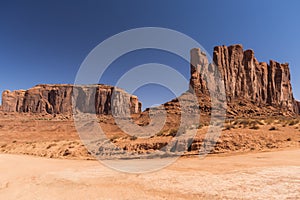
(0, 0, 299, 109)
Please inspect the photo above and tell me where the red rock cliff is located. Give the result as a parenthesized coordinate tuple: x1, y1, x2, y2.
(190, 44, 299, 115)
(1, 84, 141, 115)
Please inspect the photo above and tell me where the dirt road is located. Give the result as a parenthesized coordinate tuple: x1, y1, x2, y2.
(0, 150, 299, 200)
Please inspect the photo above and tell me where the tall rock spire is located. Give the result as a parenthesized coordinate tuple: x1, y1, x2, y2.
(190, 44, 299, 115)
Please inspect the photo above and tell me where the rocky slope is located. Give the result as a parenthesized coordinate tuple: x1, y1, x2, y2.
(1, 84, 141, 115)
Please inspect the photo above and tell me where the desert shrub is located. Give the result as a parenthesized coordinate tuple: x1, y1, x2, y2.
(249, 125, 260, 130)
(224, 124, 235, 130)
(269, 126, 277, 131)
(288, 119, 299, 126)
(98, 118, 106, 123)
(129, 135, 138, 141)
(35, 118, 51, 121)
(199, 122, 209, 127)
(167, 129, 178, 137)
(248, 121, 258, 127)
(265, 118, 274, 125)
(240, 119, 250, 127)
(255, 120, 265, 125)
(110, 135, 120, 142)
(233, 119, 254, 128)
(156, 130, 165, 136)
(222, 119, 265, 129)
(286, 138, 292, 141)
(197, 124, 204, 129)
(274, 120, 281, 125)
(232, 120, 239, 126)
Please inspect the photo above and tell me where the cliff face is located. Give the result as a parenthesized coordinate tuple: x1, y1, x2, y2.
(1, 84, 141, 115)
(1, 44, 298, 116)
(2, 90, 26, 112)
(190, 44, 299, 115)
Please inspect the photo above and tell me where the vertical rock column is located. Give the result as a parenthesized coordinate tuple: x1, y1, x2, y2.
(1, 90, 26, 112)
(189, 48, 210, 94)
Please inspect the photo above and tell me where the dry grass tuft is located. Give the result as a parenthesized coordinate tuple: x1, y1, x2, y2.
(269, 126, 278, 131)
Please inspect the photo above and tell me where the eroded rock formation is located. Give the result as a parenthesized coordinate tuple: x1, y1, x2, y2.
(190, 44, 299, 115)
(2, 90, 26, 112)
(1, 44, 299, 117)
(1, 84, 141, 115)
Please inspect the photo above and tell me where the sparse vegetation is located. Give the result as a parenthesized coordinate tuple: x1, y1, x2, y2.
(156, 130, 165, 137)
(197, 124, 204, 129)
(167, 129, 178, 137)
(249, 125, 260, 130)
(256, 120, 265, 125)
(46, 143, 57, 149)
(264, 118, 274, 125)
(110, 135, 121, 142)
(129, 135, 138, 141)
(269, 126, 277, 131)
(224, 124, 235, 130)
(231, 119, 263, 129)
(98, 118, 106, 123)
(35, 118, 52, 121)
(288, 119, 299, 126)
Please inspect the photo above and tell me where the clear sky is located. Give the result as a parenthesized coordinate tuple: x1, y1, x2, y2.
(0, 0, 299, 109)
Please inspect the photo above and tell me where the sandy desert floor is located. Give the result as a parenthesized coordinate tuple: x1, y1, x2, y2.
(0, 112, 299, 199)
(0, 112, 299, 159)
(0, 149, 299, 200)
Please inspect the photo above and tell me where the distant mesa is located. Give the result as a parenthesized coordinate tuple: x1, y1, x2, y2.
(1, 44, 299, 116)
(1, 84, 141, 115)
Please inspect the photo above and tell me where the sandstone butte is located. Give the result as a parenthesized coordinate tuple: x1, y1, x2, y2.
(1, 84, 141, 115)
(1, 44, 299, 117)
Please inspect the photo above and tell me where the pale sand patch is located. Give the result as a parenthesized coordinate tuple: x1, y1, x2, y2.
(0, 149, 299, 199)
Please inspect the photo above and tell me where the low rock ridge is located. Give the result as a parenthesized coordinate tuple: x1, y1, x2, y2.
(1, 84, 141, 115)
(190, 44, 299, 115)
